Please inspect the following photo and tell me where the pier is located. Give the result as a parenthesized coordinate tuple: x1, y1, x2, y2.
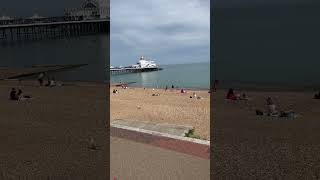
(110, 67, 163, 75)
(0, 0, 109, 42)
(0, 19, 109, 42)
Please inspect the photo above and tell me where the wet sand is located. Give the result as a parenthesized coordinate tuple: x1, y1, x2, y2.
(110, 86, 210, 140)
(212, 89, 320, 178)
(0, 80, 108, 179)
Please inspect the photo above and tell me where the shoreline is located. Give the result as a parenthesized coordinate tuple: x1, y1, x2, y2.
(215, 87, 319, 93)
(110, 83, 210, 91)
(216, 81, 320, 92)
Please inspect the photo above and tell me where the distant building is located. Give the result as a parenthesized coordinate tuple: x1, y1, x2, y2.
(27, 14, 46, 20)
(0, 15, 14, 25)
(64, 0, 100, 20)
(0, 15, 13, 21)
(64, 0, 109, 21)
(99, 0, 109, 19)
(26, 14, 47, 23)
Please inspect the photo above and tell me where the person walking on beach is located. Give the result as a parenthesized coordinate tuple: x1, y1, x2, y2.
(213, 80, 219, 92)
(38, 73, 44, 86)
(165, 85, 168, 91)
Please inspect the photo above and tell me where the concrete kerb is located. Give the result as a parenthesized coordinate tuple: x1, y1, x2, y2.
(111, 123, 210, 146)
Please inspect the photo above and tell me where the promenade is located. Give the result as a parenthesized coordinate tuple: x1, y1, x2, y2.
(111, 137, 210, 180)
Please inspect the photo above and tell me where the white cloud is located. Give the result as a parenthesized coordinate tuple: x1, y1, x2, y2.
(111, 0, 210, 65)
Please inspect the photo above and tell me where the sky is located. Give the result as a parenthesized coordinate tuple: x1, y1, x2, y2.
(110, 0, 210, 66)
(213, 0, 320, 8)
(0, 0, 82, 17)
(213, 0, 320, 85)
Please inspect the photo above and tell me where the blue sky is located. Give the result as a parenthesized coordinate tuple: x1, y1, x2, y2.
(110, 0, 210, 66)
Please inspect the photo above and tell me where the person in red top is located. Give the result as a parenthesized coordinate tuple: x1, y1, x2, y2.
(226, 88, 237, 100)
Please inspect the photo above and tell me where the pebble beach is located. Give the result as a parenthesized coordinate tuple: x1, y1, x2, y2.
(110, 86, 210, 140)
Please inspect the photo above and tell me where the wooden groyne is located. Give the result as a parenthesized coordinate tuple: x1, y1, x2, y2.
(0, 64, 88, 80)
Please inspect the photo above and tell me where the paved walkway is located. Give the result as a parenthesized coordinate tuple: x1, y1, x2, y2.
(111, 137, 210, 180)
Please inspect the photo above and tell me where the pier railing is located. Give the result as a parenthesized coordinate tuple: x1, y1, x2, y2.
(0, 16, 110, 26)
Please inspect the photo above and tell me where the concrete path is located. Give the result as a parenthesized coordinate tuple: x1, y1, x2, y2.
(111, 137, 210, 180)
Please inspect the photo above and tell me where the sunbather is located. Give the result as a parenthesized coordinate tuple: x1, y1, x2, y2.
(10, 88, 32, 101)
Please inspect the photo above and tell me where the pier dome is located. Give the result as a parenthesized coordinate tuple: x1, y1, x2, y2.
(82, 0, 98, 9)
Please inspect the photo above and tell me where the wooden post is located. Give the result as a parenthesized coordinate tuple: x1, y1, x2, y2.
(10, 28, 13, 41)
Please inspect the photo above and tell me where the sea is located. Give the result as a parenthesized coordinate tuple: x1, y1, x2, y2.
(111, 62, 210, 90)
(2, 31, 319, 91)
(0, 34, 109, 82)
(212, 4, 320, 90)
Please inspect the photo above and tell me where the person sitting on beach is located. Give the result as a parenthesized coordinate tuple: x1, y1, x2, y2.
(226, 89, 237, 100)
(45, 77, 51, 87)
(113, 89, 117, 94)
(17, 89, 22, 97)
(49, 78, 56, 87)
(38, 73, 44, 86)
(9, 88, 18, 100)
(266, 97, 278, 116)
(181, 89, 186, 93)
(193, 92, 197, 98)
(239, 93, 249, 100)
